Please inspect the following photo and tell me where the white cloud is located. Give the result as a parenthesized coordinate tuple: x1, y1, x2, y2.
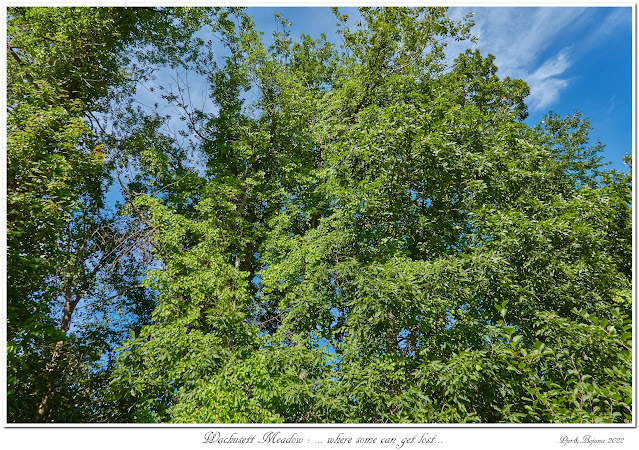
(526, 50, 573, 110)
(446, 7, 594, 111)
(580, 7, 631, 48)
(530, 50, 572, 80)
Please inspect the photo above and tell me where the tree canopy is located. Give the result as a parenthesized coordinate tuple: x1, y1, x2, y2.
(6, 6, 632, 424)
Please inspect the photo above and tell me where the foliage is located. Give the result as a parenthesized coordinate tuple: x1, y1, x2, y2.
(6, 7, 632, 423)
(6, 6, 205, 422)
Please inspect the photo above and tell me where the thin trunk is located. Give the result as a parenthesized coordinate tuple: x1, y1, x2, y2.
(35, 282, 79, 421)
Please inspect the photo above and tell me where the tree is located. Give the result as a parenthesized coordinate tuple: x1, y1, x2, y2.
(7, 6, 632, 423)
(6, 6, 207, 422)
(109, 7, 631, 423)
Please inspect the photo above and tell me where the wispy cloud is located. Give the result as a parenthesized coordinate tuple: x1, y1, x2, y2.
(446, 7, 597, 111)
(580, 7, 631, 48)
(526, 50, 572, 110)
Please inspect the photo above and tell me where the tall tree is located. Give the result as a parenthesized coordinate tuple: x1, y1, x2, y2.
(110, 7, 631, 423)
(6, 6, 208, 422)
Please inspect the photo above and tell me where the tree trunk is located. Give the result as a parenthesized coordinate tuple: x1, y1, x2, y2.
(35, 282, 78, 421)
